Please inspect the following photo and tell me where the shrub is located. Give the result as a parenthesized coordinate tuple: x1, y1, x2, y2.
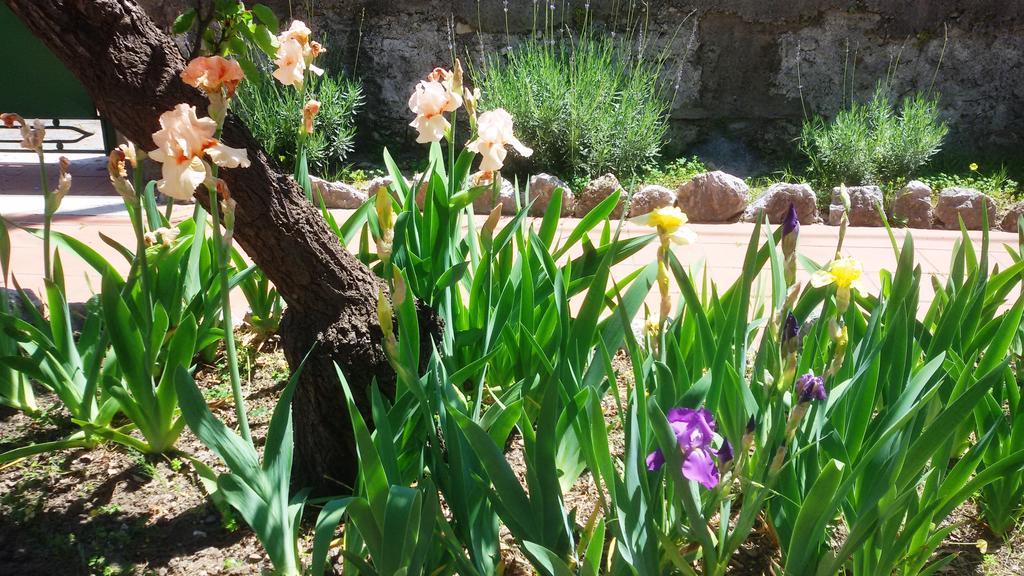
(800, 84, 948, 190)
(477, 34, 669, 181)
(235, 67, 362, 177)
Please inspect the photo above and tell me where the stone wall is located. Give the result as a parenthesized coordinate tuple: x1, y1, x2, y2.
(140, 0, 1024, 175)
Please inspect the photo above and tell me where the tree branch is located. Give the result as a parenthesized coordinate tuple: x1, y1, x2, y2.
(5, 0, 390, 490)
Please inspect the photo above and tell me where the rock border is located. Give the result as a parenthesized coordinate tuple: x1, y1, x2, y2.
(315, 171, 1016, 232)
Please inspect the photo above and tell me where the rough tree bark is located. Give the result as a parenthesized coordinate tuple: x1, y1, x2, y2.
(6, 0, 389, 492)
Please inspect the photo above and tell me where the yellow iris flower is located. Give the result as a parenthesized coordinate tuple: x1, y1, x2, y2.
(631, 207, 698, 245)
(811, 256, 864, 290)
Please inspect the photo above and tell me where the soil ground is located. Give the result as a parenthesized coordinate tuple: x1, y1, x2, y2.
(2, 338, 1023, 575)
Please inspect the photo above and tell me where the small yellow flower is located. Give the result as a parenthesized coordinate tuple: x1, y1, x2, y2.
(969, 162, 979, 172)
(811, 256, 864, 290)
(644, 318, 659, 338)
(631, 207, 697, 245)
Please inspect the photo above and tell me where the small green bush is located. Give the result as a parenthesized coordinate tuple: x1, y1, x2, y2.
(800, 84, 948, 190)
(235, 68, 362, 176)
(477, 34, 670, 181)
(921, 164, 1021, 206)
(643, 156, 708, 188)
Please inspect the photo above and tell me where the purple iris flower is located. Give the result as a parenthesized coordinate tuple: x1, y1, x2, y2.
(782, 203, 800, 238)
(646, 407, 720, 489)
(796, 373, 827, 403)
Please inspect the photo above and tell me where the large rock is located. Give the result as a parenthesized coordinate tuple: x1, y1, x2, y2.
(1001, 202, 1024, 232)
(574, 173, 623, 217)
(527, 173, 573, 216)
(829, 186, 884, 227)
(366, 175, 397, 199)
(310, 176, 368, 209)
(675, 171, 748, 223)
(628, 184, 675, 217)
(472, 176, 518, 215)
(1, 288, 42, 323)
(934, 187, 997, 230)
(893, 180, 933, 228)
(743, 182, 818, 224)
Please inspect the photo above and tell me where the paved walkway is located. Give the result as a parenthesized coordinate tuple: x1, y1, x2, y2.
(2, 193, 1019, 320)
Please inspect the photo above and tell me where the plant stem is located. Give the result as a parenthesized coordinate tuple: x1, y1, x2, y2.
(38, 152, 51, 282)
(208, 185, 251, 444)
(164, 197, 175, 222)
(131, 192, 153, 335)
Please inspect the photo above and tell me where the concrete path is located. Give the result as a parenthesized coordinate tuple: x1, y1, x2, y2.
(2, 193, 1019, 321)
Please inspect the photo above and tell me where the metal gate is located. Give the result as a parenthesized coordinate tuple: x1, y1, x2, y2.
(0, 4, 115, 153)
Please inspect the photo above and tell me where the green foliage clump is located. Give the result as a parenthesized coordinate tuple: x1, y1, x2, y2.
(235, 69, 362, 176)
(643, 156, 708, 188)
(800, 84, 948, 192)
(478, 35, 670, 181)
(921, 165, 1021, 206)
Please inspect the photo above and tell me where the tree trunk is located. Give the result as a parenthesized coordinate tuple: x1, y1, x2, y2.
(5, 0, 388, 492)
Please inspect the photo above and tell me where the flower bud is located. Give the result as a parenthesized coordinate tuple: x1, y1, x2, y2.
(718, 438, 734, 465)
(781, 312, 799, 354)
(785, 403, 810, 439)
(452, 58, 464, 95)
(392, 270, 407, 308)
(302, 99, 321, 135)
(836, 286, 852, 315)
(480, 203, 501, 251)
(769, 446, 787, 475)
(742, 416, 756, 453)
(377, 288, 400, 363)
(782, 202, 799, 285)
(222, 197, 237, 251)
(118, 142, 139, 168)
(377, 288, 394, 342)
(464, 86, 481, 126)
(374, 187, 394, 262)
(0, 112, 21, 128)
(827, 322, 849, 376)
(214, 178, 231, 201)
(782, 202, 800, 239)
(2, 114, 43, 152)
(51, 156, 72, 212)
(107, 148, 136, 203)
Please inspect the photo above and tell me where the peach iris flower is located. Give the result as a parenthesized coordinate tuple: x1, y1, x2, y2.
(466, 108, 532, 172)
(408, 68, 462, 144)
(148, 104, 250, 200)
(181, 56, 245, 96)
